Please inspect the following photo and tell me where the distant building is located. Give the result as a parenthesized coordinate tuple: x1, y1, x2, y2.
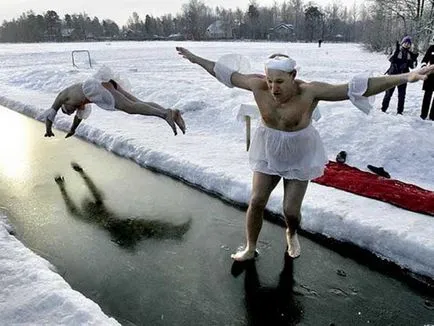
(334, 34, 344, 42)
(205, 20, 233, 39)
(167, 33, 185, 41)
(61, 28, 74, 38)
(122, 28, 142, 40)
(268, 23, 295, 41)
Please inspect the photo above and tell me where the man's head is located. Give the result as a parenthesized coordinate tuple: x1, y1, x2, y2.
(61, 104, 77, 115)
(401, 36, 412, 49)
(265, 54, 297, 102)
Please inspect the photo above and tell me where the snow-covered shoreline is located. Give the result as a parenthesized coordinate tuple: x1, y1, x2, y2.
(0, 41, 433, 279)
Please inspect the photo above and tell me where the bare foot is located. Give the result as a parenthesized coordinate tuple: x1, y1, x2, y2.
(286, 229, 301, 258)
(165, 109, 177, 135)
(231, 248, 258, 261)
(172, 109, 186, 134)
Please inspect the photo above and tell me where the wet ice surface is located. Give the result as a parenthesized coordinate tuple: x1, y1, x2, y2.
(0, 40, 433, 324)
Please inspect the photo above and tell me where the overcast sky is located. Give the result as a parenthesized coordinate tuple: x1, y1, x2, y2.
(1, 0, 362, 26)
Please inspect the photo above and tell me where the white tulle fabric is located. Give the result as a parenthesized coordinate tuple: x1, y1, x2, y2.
(214, 54, 251, 88)
(76, 104, 92, 119)
(347, 73, 374, 114)
(265, 56, 297, 72)
(249, 121, 328, 180)
(82, 78, 116, 111)
(82, 66, 131, 111)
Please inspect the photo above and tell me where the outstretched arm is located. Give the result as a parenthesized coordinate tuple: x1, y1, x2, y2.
(45, 90, 67, 137)
(364, 64, 434, 96)
(65, 115, 82, 138)
(176, 47, 263, 91)
(54, 176, 82, 216)
(311, 64, 434, 101)
(71, 162, 104, 205)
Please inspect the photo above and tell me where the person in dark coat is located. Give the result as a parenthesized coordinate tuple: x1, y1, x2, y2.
(420, 38, 434, 120)
(381, 36, 419, 114)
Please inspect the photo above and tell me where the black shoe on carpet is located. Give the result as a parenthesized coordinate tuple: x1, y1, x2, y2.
(336, 151, 347, 164)
(367, 165, 391, 178)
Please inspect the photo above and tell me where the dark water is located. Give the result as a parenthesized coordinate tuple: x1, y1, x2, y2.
(0, 106, 433, 325)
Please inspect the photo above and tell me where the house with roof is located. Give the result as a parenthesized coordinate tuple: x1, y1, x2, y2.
(268, 23, 295, 41)
(205, 20, 233, 39)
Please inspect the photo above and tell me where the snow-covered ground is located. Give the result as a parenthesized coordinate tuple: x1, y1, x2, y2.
(0, 41, 433, 324)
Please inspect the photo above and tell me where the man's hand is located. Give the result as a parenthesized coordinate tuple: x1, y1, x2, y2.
(44, 129, 55, 137)
(65, 130, 75, 138)
(54, 175, 64, 185)
(71, 162, 83, 172)
(408, 64, 434, 83)
(176, 47, 197, 64)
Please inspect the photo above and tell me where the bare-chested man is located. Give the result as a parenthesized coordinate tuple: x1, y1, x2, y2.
(44, 67, 186, 138)
(176, 46, 434, 261)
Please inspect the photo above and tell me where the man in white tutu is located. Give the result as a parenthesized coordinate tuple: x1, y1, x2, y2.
(44, 66, 186, 138)
(176, 46, 434, 261)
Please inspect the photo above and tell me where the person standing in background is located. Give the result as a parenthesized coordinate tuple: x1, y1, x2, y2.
(420, 38, 434, 120)
(381, 36, 418, 115)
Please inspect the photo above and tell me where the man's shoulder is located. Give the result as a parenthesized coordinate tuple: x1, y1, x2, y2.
(61, 83, 86, 100)
(64, 83, 83, 91)
(251, 77, 268, 90)
(296, 80, 317, 98)
(298, 80, 318, 92)
(296, 79, 309, 87)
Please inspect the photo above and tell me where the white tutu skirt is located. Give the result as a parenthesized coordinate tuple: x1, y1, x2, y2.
(249, 121, 328, 180)
(82, 78, 116, 111)
(81, 66, 131, 111)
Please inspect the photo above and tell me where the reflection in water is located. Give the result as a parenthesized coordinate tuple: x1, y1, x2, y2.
(55, 162, 191, 248)
(0, 108, 30, 180)
(232, 254, 303, 326)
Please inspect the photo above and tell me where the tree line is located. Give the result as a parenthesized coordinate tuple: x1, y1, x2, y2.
(1, 0, 433, 52)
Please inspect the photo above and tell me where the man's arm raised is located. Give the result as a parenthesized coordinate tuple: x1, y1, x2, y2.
(176, 47, 262, 91)
(310, 64, 434, 102)
(44, 90, 67, 137)
(364, 64, 434, 96)
(65, 115, 82, 138)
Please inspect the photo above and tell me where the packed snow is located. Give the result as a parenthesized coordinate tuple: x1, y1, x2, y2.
(0, 41, 433, 324)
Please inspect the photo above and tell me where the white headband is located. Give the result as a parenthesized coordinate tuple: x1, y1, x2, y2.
(265, 56, 297, 72)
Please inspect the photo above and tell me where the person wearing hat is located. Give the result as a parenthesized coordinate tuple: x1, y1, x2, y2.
(380, 36, 418, 115)
(420, 36, 434, 120)
(176, 46, 434, 261)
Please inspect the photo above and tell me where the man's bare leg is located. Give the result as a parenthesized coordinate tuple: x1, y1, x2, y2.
(231, 172, 280, 261)
(106, 85, 179, 135)
(114, 85, 185, 135)
(116, 86, 187, 135)
(141, 102, 186, 134)
(172, 109, 186, 134)
(283, 179, 308, 258)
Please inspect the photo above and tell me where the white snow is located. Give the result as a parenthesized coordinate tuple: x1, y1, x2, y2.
(0, 41, 433, 324)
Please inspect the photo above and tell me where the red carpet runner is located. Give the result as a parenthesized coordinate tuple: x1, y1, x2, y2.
(312, 161, 434, 217)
